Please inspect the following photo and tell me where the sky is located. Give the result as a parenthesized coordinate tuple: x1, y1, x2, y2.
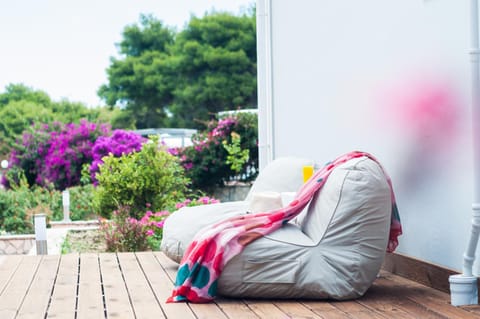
(0, 0, 255, 107)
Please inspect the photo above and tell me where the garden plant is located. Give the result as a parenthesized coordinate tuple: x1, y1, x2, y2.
(0, 113, 258, 253)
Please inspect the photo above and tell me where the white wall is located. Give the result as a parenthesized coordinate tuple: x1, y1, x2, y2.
(257, 0, 476, 272)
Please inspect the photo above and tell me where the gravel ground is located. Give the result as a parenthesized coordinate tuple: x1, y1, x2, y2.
(61, 229, 107, 253)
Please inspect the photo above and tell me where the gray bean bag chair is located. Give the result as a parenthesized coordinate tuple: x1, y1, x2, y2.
(161, 155, 391, 300)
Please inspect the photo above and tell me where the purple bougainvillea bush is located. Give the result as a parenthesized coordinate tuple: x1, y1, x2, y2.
(90, 130, 146, 185)
(4, 120, 111, 190)
(3, 120, 147, 190)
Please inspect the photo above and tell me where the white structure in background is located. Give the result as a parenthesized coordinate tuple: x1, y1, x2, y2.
(257, 0, 475, 280)
(218, 108, 258, 118)
(133, 128, 197, 148)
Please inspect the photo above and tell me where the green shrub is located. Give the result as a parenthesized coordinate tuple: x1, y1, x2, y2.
(0, 176, 62, 234)
(93, 136, 189, 219)
(100, 207, 151, 252)
(68, 184, 97, 221)
(99, 196, 220, 252)
(0, 170, 98, 234)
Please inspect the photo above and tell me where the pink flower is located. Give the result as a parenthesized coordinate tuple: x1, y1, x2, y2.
(168, 148, 179, 156)
(127, 217, 138, 225)
(175, 202, 186, 209)
(155, 211, 170, 217)
(146, 229, 154, 236)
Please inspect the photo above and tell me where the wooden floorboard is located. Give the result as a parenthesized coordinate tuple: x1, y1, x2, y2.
(76, 253, 105, 319)
(0, 255, 42, 319)
(0, 255, 22, 296)
(16, 255, 60, 319)
(0, 252, 480, 318)
(47, 253, 79, 318)
(99, 253, 135, 319)
(117, 252, 164, 319)
(138, 252, 195, 319)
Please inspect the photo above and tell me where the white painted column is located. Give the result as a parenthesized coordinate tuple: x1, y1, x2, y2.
(257, 0, 275, 170)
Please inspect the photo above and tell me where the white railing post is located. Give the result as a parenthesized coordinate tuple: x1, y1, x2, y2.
(34, 214, 48, 255)
(62, 189, 71, 222)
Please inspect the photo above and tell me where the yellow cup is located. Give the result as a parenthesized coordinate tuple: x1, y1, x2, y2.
(303, 165, 314, 183)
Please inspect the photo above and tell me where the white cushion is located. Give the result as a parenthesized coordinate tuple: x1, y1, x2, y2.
(245, 157, 313, 201)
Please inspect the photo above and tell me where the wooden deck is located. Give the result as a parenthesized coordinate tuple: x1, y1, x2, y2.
(1, 252, 480, 319)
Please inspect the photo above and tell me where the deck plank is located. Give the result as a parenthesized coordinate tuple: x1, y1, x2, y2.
(357, 280, 424, 319)
(381, 272, 480, 319)
(16, 255, 60, 319)
(274, 301, 324, 319)
(244, 300, 294, 319)
(47, 253, 79, 318)
(0, 255, 42, 319)
(301, 301, 354, 319)
(136, 251, 195, 319)
(76, 253, 105, 319)
(99, 253, 135, 319)
(0, 255, 23, 295)
(329, 300, 388, 319)
(368, 276, 451, 319)
(215, 298, 260, 319)
(117, 252, 165, 319)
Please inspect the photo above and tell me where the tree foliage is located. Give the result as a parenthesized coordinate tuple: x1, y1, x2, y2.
(98, 9, 257, 129)
(169, 12, 257, 128)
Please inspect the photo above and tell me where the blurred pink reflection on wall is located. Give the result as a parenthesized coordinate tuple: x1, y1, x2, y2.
(387, 78, 462, 152)
(378, 76, 465, 190)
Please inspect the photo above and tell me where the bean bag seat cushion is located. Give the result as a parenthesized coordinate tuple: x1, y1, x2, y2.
(161, 156, 313, 263)
(161, 155, 392, 300)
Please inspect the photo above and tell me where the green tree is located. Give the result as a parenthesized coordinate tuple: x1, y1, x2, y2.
(98, 9, 257, 129)
(50, 99, 101, 124)
(98, 15, 176, 129)
(0, 83, 52, 109)
(169, 11, 257, 128)
(0, 100, 55, 157)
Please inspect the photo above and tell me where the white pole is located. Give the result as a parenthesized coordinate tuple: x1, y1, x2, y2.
(34, 214, 48, 255)
(449, 0, 480, 306)
(62, 190, 71, 222)
(257, 0, 275, 170)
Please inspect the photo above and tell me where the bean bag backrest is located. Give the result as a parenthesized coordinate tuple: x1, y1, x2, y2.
(298, 156, 391, 247)
(245, 157, 313, 201)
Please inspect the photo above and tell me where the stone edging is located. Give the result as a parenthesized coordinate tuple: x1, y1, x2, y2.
(0, 234, 35, 255)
